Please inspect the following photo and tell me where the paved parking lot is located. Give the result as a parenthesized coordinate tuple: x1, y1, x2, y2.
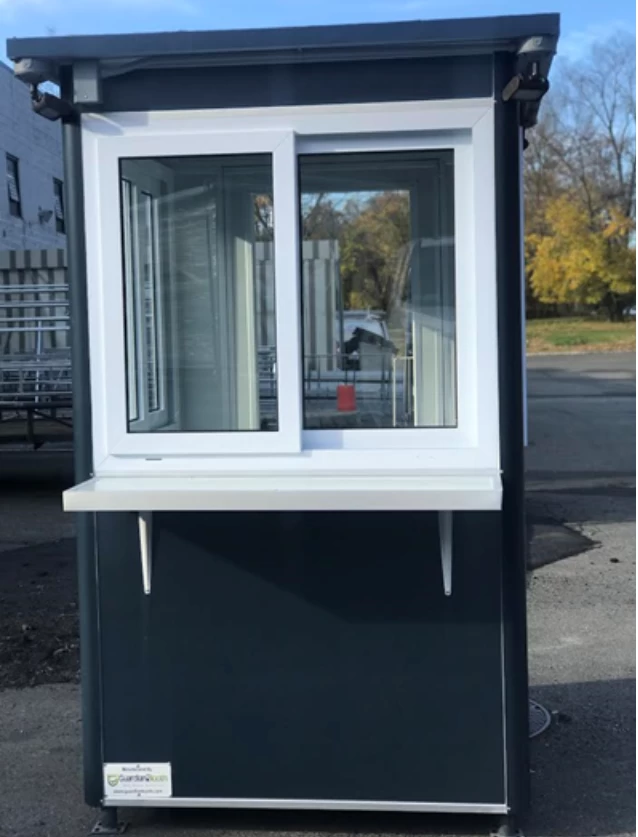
(0, 352, 634, 837)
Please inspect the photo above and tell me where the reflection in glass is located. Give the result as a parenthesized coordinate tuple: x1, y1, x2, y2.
(139, 191, 161, 414)
(299, 151, 456, 430)
(120, 155, 277, 433)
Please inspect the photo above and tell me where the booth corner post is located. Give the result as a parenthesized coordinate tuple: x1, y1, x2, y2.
(495, 48, 534, 825)
(59, 64, 104, 811)
(8, 14, 558, 831)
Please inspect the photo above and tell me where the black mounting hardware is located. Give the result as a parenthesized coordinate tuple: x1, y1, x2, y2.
(30, 85, 74, 121)
(90, 806, 128, 835)
(502, 59, 551, 130)
(502, 61, 549, 104)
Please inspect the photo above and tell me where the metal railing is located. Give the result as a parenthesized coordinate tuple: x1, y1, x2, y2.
(303, 351, 394, 396)
(0, 269, 72, 446)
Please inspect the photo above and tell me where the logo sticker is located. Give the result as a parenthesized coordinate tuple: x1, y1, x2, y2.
(103, 763, 172, 799)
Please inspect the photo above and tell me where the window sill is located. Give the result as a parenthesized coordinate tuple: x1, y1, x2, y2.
(63, 472, 502, 512)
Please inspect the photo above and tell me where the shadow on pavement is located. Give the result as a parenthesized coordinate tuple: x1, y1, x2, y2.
(0, 450, 74, 488)
(526, 500, 598, 570)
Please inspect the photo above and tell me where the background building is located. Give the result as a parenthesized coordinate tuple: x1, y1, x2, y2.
(0, 63, 65, 251)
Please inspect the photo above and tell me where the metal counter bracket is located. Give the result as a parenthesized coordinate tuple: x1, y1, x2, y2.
(135, 509, 451, 597)
(439, 511, 453, 596)
(138, 512, 152, 595)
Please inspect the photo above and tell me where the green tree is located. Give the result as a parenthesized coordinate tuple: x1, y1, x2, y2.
(302, 194, 344, 240)
(339, 191, 410, 312)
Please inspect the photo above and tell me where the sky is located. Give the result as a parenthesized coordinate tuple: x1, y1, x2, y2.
(0, 0, 635, 64)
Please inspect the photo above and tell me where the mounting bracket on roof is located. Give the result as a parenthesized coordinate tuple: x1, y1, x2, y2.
(503, 34, 555, 130)
(72, 60, 102, 106)
(14, 57, 101, 120)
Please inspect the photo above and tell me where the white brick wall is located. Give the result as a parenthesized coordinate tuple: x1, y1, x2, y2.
(0, 64, 66, 251)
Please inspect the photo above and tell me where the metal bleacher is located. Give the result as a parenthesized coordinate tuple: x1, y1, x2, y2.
(0, 250, 72, 448)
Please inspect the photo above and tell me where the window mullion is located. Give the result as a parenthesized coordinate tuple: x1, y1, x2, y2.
(272, 133, 303, 453)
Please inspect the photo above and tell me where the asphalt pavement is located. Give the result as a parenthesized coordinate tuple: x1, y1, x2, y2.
(524, 353, 636, 837)
(527, 352, 635, 491)
(0, 352, 634, 837)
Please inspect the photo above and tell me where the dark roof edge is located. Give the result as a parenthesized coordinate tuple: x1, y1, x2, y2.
(7, 14, 560, 65)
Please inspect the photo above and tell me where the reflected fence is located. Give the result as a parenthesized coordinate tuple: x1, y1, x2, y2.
(258, 346, 416, 430)
(302, 351, 414, 428)
(0, 250, 72, 446)
(0, 246, 418, 443)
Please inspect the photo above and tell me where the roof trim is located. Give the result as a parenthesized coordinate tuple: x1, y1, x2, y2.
(7, 14, 560, 67)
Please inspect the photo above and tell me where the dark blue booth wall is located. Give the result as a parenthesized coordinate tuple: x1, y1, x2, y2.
(97, 510, 505, 805)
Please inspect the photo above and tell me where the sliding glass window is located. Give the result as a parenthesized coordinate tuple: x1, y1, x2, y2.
(299, 151, 457, 431)
(120, 155, 277, 433)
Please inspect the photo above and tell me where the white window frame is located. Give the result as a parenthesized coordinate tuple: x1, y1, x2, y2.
(84, 127, 302, 464)
(121, 168, 170, 431)
(82, 99, 499, 477)
(298, 134, 468, 452)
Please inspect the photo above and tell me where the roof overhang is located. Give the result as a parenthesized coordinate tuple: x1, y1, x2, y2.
(6, 14, 559, 129)
(7, 14, 559, 84)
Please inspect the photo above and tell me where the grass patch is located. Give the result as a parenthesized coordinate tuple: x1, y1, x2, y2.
(526, 317, 636, 354)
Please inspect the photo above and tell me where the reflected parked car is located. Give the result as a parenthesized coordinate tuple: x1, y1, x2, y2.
(335, 311, 396, 370)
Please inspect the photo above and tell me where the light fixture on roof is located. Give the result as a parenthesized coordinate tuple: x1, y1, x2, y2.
(502, 60, 549, 104)
(30, 85, 74, 121)
(503, 35, 556, 133)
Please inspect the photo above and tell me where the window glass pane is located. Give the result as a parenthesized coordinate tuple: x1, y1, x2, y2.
(299, 151, 456, 430)
(6, 156, 20, 216)
(53, 179, 64, 217)
(53, 179, 65, 233)
(7, 172, 19, 202)
(120, 155, 277, 433)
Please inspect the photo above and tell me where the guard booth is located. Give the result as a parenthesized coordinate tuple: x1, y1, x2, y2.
(8, 14, 558, 835)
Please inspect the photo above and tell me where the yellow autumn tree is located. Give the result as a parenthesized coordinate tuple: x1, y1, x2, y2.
(528, 196, 636, 319)
(524, 33, 636, 320)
